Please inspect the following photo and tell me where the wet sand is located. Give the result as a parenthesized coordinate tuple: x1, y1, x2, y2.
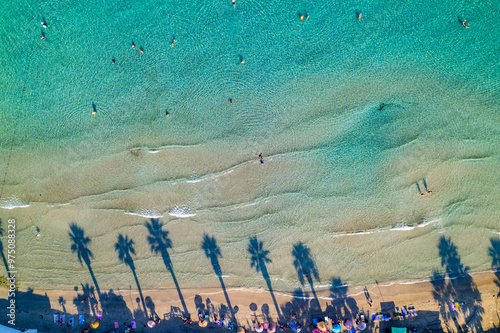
(2, 270, 498, 332)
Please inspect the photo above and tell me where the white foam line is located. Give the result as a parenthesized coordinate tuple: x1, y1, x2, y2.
(186, 179, 201, 183)
(332, 219, 440, 238)
(0, 204, 30, 210)
(125, 211, 163, 218)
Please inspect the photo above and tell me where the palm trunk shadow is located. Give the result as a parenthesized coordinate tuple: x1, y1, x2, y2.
(162, 254, 189, 316)
(131, 267, 148, 319)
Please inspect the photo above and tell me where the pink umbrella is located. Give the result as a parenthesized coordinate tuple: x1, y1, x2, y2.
(312, 329, 323, 333)
(344, 320, 353, 329)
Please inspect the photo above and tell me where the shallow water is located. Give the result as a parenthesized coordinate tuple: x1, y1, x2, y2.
(0, 0, 499, 294)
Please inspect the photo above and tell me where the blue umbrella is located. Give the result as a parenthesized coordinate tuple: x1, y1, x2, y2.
(332, 324, 342, 333)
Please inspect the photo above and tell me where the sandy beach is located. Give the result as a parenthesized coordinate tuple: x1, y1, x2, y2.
(1, 269, 498, 332)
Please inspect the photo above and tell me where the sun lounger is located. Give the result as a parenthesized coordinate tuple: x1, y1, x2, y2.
(79, 315, 84, 325)
(131, 321, 136, 329)
(61, 314, 65, 324)
(450, 303, 455, 312)
(68, 317, 74, 327)
(53, 314, 58, 323)
(114, 322, 119, 328)
(313, 318, 318, 325)
(455, 302, 459, 311)
(98, 311, 102, 320)
(205, 314, 209, 321)
(372, 314, 377, 321)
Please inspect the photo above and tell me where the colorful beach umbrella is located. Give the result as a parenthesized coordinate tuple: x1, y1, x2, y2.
(147, 320, 156, 328)
(312, 329, 323, 333)
(332, 324, 342, 333)
(253, 324, 263, 332)
(90, 320, 99, 329)
(358, 321, 366, 330)
(237, 327, 246, 333)
(199, 320, 207, 327)
(267, 323, 276, 333)
(344, 320, 353, 329)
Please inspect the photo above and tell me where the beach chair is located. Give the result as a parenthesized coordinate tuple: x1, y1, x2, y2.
(313, 318, 318, 325)
(61, 314, 65, 324)
(114, 322, 119, 328)
(68, 317, 74, 327)
(97, 311, 102, 320)
(455, 302, 459, 311)
(79, 315, 84, 325)
(53, 314, 58, 324)
(131, 321, 136, 329)
(450, 303, 455, 312)
(372, 314, 377, 321)
(205, 314, 209, 322)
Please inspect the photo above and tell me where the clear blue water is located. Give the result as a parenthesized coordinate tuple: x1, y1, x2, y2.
(0, 0, 499, 291)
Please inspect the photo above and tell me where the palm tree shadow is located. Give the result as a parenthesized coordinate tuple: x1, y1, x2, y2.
(201, 234, 235, 323)
(430, 236, 484, 332)
(292, 242, 320, 311)
(115, 234, 148, 319)
(328, 277, 359, 321)
(488, 238, 500, 292)
(248, 236, 282, 322)
(145, 218, 188, 316)
(69, 223, 101, 298)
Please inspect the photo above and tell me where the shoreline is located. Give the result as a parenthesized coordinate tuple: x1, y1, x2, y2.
(2, 269, 498, 332)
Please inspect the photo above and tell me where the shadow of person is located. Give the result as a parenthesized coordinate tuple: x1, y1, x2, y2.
(145, 296, 158, 319)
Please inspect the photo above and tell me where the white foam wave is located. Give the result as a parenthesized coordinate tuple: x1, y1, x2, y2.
(417, 218, 441, 228)
(186, 179, 201, 183)
(148, 150, 160, 154)
(331, 219, 440, 238)
(168, 205, 196, 218)
(0, 196, 30, 209)
(126, 209, 163, 218)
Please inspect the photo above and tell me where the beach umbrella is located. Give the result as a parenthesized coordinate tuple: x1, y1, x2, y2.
(358, 321, 366, 330)
(237, 327, 246, 333)
(90, 320, 99, 329)
(147, 320, 156, 328)
(344, 320, 353, 329)
(317, 322, 327, 331)
(312, 329, 322, 333)
(253, 324, 263, 332)
(332, 324, 342, 333)
(267, 324, 276, 333)
(199, 320, 208, 327)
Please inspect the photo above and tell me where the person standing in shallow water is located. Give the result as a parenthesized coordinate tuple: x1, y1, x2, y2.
(258, 153, 264, 164)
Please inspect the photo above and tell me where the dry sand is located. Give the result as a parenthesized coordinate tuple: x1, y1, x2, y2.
(1, 270, 499, 332)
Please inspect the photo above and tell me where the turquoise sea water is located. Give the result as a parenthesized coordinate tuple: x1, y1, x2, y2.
(0, 0, 499, 293)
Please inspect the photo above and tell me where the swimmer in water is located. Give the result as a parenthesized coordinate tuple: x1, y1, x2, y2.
(40, 35, 45, 40)
(358, 13, 362, 21)
(132, 42, 136, 49)
(306, 13, 309, 20)
(462, 20, 470, 28)
(41, 22, 48, 29)
(300, 14, 304, 20)
(229, 99, 233, 104)
(232, 0, 235, 7)
(171, 38, 177, 47)
(112, 58, 115, 64)
(140, 47, 144, 54)
(166, 111, 170, 117)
